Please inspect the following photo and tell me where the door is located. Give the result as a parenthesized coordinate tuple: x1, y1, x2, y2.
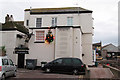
(73, 58, 83, 71)
(18, 54, 25, 68)
(9, 59, 16, 75)
(2, 59, 10, 77)
(62, 58, 73, 72)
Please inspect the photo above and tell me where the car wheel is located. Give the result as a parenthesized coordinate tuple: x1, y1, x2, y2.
(13, 71, 17, 77)
(45, 68, 51, 73)
(1, 74, 5, 80)
(73, 69, 78, 75)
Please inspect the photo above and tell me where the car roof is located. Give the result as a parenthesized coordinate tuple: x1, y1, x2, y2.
(57, 57, 81, 60)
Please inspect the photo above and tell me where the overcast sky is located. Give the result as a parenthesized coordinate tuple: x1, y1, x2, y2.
(0, 0, 119, 46)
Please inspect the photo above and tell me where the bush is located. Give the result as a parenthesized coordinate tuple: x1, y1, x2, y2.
(0, 46, 6, 56)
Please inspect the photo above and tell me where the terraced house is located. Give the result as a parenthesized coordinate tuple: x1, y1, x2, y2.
(24, 7, 94, 66)
(0, 15, 29, 68)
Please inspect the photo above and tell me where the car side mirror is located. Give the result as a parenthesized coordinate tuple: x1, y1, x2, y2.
(12, 63, 15, 66)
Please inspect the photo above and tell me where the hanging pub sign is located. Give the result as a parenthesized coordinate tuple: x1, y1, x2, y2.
(45, 29, 55, 44)
(14, 47, 29, 54)
(15, 50, 29, 54)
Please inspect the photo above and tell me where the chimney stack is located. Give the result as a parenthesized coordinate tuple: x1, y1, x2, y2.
(5, 14, 14, 23)
(9, 15, 14, 21)
(5, 14, 10, 23)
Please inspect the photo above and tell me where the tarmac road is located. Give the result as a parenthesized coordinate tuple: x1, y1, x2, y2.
(6, 68, 84, 80)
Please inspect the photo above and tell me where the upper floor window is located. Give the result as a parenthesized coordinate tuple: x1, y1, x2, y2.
(52, 17, 57, 27)
(26, 20, 29, 26)
(36, 18, 42, 28)
(35, 31, 45, 42)
(67, 17, 73, 26)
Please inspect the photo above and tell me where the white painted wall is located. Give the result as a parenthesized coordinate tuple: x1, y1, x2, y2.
(24, 12, 93, 33)
(26, 14, 80, 27)
(79, 13, 93, 33)
(0, 23, 2, 47)
(73, 28, 82, 59)
(24, 11, 30, 28)
(82, 34, 93, 65)
(16, 36, 26, 47)
(27, 29, 55, 66)
(0, 31, 17, 64)
(55, 28, 73, 58)
(0, 30, 27, 65)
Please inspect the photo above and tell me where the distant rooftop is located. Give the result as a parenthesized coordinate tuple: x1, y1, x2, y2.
(25, 7, 92, 14)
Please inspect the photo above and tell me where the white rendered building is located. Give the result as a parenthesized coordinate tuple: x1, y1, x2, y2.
(24, 7, 94, 66)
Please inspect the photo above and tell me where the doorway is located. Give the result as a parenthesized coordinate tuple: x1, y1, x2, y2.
(18, 54, 25, 68)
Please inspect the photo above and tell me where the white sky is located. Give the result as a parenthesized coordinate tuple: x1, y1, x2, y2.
(0, 0, 119, 46)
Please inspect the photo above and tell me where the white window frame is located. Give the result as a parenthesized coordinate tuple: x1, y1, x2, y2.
(35, 30, 45, 42)
(36, 18, 42, 28)
(52, 17, 57, 27)
(67, 17, 73, 26)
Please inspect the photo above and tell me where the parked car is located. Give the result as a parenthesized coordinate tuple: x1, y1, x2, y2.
(0, 56, 17, 80)
(42, 57, 86, 75)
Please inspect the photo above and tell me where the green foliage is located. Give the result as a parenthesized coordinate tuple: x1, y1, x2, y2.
(0, 46, 6, 53)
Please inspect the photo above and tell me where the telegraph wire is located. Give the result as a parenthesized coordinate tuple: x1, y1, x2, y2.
(26, 0, 32, 10)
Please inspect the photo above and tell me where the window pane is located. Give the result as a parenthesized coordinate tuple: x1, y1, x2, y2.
(67, 17, 73, 26)
(36, 18, 42, 28)
(36, 31, 45, 41)
(9, 59, 13, 65)
(73, 59, 82, 65)
(26, 20, 29, 26)
(54, 59, 62, 64)
(63, 59, 72, 65)
(52, 17, 57, 27)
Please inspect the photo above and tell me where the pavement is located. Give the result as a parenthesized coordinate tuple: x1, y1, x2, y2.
(88, 63, 114, 78)
(89, 68, 114, 78)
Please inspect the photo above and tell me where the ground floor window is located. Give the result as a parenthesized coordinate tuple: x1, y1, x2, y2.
(35, 31, 45, 42)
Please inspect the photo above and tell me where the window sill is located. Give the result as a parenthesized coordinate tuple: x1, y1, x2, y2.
(34, 41, 45, 43)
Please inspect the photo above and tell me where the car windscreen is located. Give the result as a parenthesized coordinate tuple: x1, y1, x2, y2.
(2, 59, 9, 65)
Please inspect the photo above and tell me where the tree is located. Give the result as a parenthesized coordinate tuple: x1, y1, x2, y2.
(0, 46, 6, 56)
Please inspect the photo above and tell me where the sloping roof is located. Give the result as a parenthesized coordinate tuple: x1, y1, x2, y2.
(102, 43, 119, 52)
(25, 7, 92, 14)
(1, 21, 29, 35)
(14, 21, 24, 26)
(102, 44, 115, 49)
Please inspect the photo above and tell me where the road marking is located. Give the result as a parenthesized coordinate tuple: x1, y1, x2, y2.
(79, 75, 84, 78)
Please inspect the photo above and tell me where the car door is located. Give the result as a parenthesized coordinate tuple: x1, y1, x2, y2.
(62, 58, 73, 72)
(73, 58, 83, 70)
(51, 58, 63, 72)
(8, 59, 16, 76)
(2, 58, 10, 77)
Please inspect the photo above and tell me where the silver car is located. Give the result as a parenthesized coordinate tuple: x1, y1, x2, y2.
(0, 56, 17, 80)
